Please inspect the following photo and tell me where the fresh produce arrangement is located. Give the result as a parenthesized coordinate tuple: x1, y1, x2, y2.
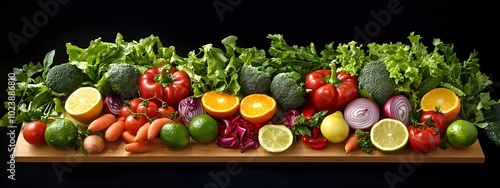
(3, 32, 500, 156)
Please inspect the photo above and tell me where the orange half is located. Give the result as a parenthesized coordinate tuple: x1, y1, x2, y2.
(239, 94, 277, 124)
(420, 87, 461, 122)
(201, 91, 240, 119)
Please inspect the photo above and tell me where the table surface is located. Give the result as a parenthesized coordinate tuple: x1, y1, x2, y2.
(14, 131, 485, 163)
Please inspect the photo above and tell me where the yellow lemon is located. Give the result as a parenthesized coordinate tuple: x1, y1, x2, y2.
(64, 87, 103, 124)
(320, 111, 349, 143)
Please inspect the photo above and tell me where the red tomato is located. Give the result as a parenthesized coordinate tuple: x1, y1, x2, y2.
(23, 121, 47, 145)
(408, 125, 441, 154)
(118, 106, 132, 119)
(156, 106, 176, 119)
(156, 106, 185, 124)
(136, 101, 158, 119)
(124, 114, 147, 135)
(419, 110, 448, 135)
(125, 98, 142, 113)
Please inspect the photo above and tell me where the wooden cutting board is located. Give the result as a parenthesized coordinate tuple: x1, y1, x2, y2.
(14, 132, 485, 163)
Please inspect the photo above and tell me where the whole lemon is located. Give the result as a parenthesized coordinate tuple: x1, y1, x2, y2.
(320, 111, 349, 143)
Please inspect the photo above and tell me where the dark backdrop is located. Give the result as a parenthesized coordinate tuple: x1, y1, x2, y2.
(2, 0, 500, 187)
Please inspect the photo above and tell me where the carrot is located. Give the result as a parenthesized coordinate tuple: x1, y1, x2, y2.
(87, 114, 117, 132)
(134, 122, 150, 143)
(147, 137, 162, 145)
(345, 133, 361, 154)
(104, 120, 125, 142)
(147, 118, 172, 141)
(122, 131, 136, 143)
(117, 116, 125, 122)
(124, 141, 149, 153)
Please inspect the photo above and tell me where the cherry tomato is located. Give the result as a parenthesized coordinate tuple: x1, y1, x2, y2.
(125, 98, 142, 113)
(136, 100, 158, 119)
(23, 121, 47, 146)
(420, 110, 448, 135)
(124, 114, 147, 135)
(156, 106, 176, 119)
(118, 106, 132, 119)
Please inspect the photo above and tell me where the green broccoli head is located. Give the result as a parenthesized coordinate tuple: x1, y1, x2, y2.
(106, 63, 141, 100)
(45, 63, 90, 94)
(358, 60, 396, 106)
(270, 72, 305, 111)
(237, 66, 271, 97)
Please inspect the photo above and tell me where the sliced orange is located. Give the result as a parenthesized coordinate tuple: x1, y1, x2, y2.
(201, 91, 240, 119)
(64, 87, 103, 124)
(239, 94, 277, 124)
(420, 87, 461, 122)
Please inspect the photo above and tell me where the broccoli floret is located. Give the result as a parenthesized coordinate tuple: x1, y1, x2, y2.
(358, 60, 396, 106)
(270, 72, 305, 111)
(237, 66, 271, 97)
(106, 64, 141, 100)
(45, 63, 89, 94)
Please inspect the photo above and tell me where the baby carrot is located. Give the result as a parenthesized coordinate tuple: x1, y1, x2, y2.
(117, 116, 125, 122)
(124, 141, 149, 153)
(87, 114, 117, 132)
(147, 137, 162, 145)
(122, 130, 136, 143)
(147, 118, 172, 141)
(134, 122, 150, 143)
(345, 133, 361, 154)
(104, 120, 125, 142)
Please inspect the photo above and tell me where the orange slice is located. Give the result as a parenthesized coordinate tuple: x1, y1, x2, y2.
(201, 91, 240, 119)
(420, 87, 461, 122)
(239, 94, 277, 124)
(64, 87, 103, 124)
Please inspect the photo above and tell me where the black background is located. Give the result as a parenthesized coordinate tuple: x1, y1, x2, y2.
(2, 0, 500, 187)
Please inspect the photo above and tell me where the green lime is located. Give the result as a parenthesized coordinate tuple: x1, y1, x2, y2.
(188, 114, 219, 144)
(446, 119, 478, 148)
(45, 118, 78, 150)
(160, 122, 190, 149)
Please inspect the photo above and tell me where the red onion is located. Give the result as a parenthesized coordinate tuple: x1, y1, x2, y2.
(343, 98, 380, 131)
(216, 115, 260, 153)
(178, 96, 206, 125)
(383, 95, 412, 125)
(103, 94, 124, 116)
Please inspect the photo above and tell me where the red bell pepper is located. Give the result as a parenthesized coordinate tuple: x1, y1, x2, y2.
(138, 64, 191, 110)
(301, 134, 328, 150)
(305, 63, 359, 114)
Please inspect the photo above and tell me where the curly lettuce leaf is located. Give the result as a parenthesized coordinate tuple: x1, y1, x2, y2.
(174, 36, 244, 97)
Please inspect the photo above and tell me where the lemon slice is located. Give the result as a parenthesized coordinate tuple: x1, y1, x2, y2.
(258, 124, 293, 153)
(64, 87, 103, 124)
(370, 118, 409, 153)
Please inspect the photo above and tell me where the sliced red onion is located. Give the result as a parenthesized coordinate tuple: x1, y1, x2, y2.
(178, 96, 206, 125)
(216, 137, 240, 148)
(383, 95, 412, 125)
(103, 94, 124, 116)
(343, 98, 380, 131)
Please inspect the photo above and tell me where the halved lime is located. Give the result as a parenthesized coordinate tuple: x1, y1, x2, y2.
(370, 118, 409, 153)
(258, 124, 293, 153)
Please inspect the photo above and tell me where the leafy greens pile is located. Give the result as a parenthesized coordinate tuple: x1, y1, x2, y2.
(2, 32, 500, 147)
